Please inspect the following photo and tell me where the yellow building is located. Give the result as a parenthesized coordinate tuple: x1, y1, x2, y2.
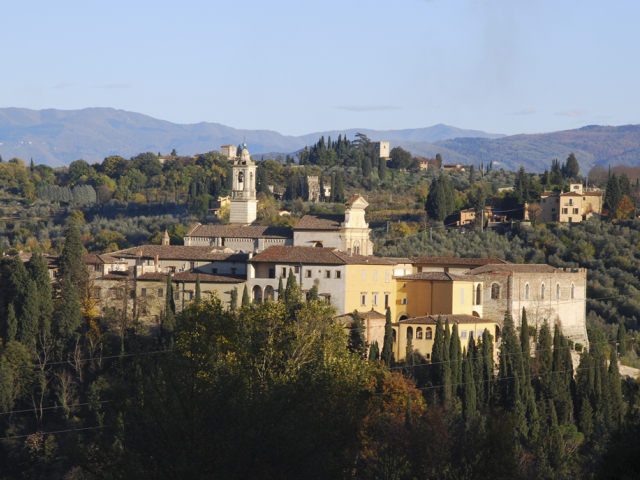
(395, 272, 484, 321)
(393, 314, 498, 362)
(537, 183, 604, 223)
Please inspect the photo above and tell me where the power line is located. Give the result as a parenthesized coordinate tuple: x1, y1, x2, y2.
(0, 401, 108, 417)
(13, 349, 172, 370)
(0, 425, 108, 441)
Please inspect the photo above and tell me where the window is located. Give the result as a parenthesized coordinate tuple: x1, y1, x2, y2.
(401, 298, 407, 305)
(525, 283, 530, 300)
(373, 293, 379, 306)
(406, 327, 413, 340)
(541, 283, 545, 300)
(417, 266, 423, 273)
(282, 268, 287, 278)
(569, 217, 573, 223)
(294, 266, 300, 274)
(190, 262, 195, 269)
(426, 353, 431, 360)
(362, 270, 366, 281)
(306, 270, 312, 278)
(335, 270, 341, 279)
(573, 208, 579, 214)
(324, 270, 331, 278)
(562, 208, 568, 214)
(476, 284, 482, 305)
(542, 198, 546, 203)
(461, 288, 464, 305)
(416, 327, 423, 339)
(91, 287, 101, 299)
(231, 268, 237, 275)
(385, 293, 390, 308)
(157, 288, 164, 297)
(360, 294, 367, 306)
(392, 330, 396, 343)
(93, 264, 100, 272)
(188, 292, 194, 300)
(141, 288, 147, 297)
(569, 198, 573, 206)
(491, 283, 500, 299)
(571, 283, 575, 299)
(373, 270, 378, 281)
(385, 270, 390, 283)
(174, 291, 180, 301)
(556, 198, 559, 203)
(425, 327, 432, 340)
(556, 284, 560, 299)
(461, 330, 468, 339)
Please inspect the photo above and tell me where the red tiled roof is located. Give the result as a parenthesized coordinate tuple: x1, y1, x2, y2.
(332, 251, 399, 265)
(111, 245, 249, 262)
(136, 270, 245, 283)
(410, 257, 508, 266)
(185, 224, 293, 239)
(394, 314, 494, 325)
(469, 264, 562, 274)
(293, 214, 344, 230)
(250, 246, 399, 265)
(395, 272, 475, 281)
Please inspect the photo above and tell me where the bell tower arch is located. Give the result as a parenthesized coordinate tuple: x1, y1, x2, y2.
(230, 143, 258, 224)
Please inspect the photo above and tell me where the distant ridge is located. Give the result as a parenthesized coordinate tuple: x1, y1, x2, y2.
(0, 108, 638, 172)
(0, 107, 504, 167)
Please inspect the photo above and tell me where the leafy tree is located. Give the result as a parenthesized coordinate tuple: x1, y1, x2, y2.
(69, 159, 93, 184)
(390, 147, 412, 170)
(307, 284, 319, 301)
(381, 307, 394, 366)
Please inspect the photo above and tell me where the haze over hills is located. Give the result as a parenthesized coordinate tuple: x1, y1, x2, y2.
(0, 107, 504, 167)
(0, 107, 638, 173)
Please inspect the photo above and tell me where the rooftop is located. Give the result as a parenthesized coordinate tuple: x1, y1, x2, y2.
(250, 246, 400, 265)
(293, 214, 344, 230)
(468, 264, 563, 274)
(394, 314, 495, 325)
(395, 272, 475, 281)
(185, 223, 293, 239)
(111, 245, 249, 262)
(136, 270, 245, 283)
(410, 257, 509, 266)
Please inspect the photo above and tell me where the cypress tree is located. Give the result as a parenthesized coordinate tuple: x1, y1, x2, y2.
(57, 276, 82, 347)
(28, 252, 53, 334)
(482, 328, 494, 404)
(307, 285, 319, 301)
(7, 256, 28, 317)
(548, 325, 572, 424)
(19, 279, 40, 347)
(462, 352, 477, 420)
(469, 336, 485, 409)
(362, 156, 372, 178)
(381, 308, 394, 367)
(242, 285, 250, 307)
(277, 276, 284, 302)
(521, 307, 531, 374)
(498, 311, 522, 411)
(6, 304, 17, 343)
(166, 272, 175, 315)
(369, 340, 379, 361)
(230, 287, 238, 312)
(432, 316, 445, 383)
(537, 320, 553, 377)
(348, 311, 366, 358)
(576, 350, 594, 438)
(406, 336, 415, 365)
(284, 268, 301, 312)
(195, 274, 201, 303)
(608, 353, 624, 427)
(58, 220, 88, 289)
(378, 155, 387, 180)
(450, 323, 462, 395)
(617, 323, 626, 356)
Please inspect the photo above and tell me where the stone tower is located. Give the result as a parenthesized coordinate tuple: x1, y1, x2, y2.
(230, 143, 258, 224)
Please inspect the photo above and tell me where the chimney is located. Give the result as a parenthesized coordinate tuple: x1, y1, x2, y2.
(154, 255, 159, 266)
(162, 230, 170, 246)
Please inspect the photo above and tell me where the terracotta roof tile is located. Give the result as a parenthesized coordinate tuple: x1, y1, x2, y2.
(250, 246, 345, 264)
(410, 257, 509, 266)
(333, 251, 399, 265)
(293, 214, 344, 230)
(395, 272, 475, 281)
(112, 245, 249, 262)
(469, 264, 561, 274)
(394, 314, 494, 325)
(185, 224, 293, 239)
(136, 270, 245, 283)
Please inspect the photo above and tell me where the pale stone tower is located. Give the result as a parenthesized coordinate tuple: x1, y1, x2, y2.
(162, 230, 170, 246)
(230, 143, 258, 224)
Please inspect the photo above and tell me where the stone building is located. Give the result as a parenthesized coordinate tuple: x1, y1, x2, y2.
(230, 143, 258, 224)
(220, 145, 237, 159)
(336, 309, 387, 352)
(411, 256, 508, 274)
(468, 263, 588, 347)
(298, 175, 331, 202)
(183, 224, 293, 252)
(374, 141, 390, 160)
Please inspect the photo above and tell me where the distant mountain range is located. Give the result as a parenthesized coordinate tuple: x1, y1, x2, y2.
(0, 107, 638, 172)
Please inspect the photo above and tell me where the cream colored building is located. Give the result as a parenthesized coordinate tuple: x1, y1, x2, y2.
(293, 195, 374, 255)
(229, 143, 258, 224)
(374, 141, 390, 159)
(538, 183, 604, 223)
(221, 145, 237, 159)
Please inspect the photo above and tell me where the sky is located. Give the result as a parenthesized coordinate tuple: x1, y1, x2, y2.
(2, 0, 639, 137)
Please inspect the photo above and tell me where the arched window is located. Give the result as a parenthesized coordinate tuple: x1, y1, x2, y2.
(406, 327, 413, 340)
(491, 283, 500, 299)
(556, 284, 560, 299)
(476, 284, 482, 305)
(238, 171, 244, 183)
(416, 327, 423, 339)
(541, 283, 545, 300)
(525, 283, 530, 300)
(353, 241, 360, 255)
(571, 283, 575, 299)
(425, 327, 433, 340)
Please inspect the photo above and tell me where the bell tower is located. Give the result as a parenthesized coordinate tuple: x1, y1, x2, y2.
(230, 143, 258, 224)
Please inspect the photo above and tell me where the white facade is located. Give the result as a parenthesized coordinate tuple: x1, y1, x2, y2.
(230, 144, 258, 224)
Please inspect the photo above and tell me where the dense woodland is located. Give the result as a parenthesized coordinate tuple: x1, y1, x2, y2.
(0, 222, 637, 478)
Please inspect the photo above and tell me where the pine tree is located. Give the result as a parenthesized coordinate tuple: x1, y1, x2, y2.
(462, 352, 477, 420)
(58, 220, 88, 289)
(576, 350, 594, 438)
(548, 325, 573, 424)
(381, 308, 394, 367)
(6, 304, 17, 342)
(195, 274, 201, 303)
(348, 311, 366, 358)
(617, 323, 627, 356)
(242, 285, 250, 307)
(230, 287, 238, 312)
(450, 323, 462, 396)
(369, 340, 379, 361)
(432, 316, 445, 382)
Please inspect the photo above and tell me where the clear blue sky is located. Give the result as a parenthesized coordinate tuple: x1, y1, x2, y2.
(2, 0, 639, 136)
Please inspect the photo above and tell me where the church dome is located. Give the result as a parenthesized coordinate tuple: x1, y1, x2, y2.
(240, 144, 252, 164)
